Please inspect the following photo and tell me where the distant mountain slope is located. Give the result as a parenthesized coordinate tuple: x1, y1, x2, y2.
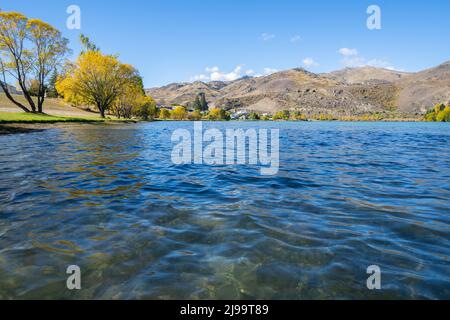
(0, 84, 20, 95)
(322, 67, 410, 84)
(396, 62, 450, 113)
(146, 62, 450, 116)
(145, 81, 226, 107)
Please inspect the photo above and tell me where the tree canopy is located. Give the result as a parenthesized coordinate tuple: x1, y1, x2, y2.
(171, 106, 188, 120)
(425, 103, 450, 122)
(56, 50, 142, 118)
(193, 92, 209, 112)
(0, 11, 69, 112)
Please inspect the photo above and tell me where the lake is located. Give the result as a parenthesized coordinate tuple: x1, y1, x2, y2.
(0, 121, 449, 299)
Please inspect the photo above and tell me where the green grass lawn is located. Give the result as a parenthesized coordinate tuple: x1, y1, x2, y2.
(0, 112, 105, 124)
(0, 94, 139, 123)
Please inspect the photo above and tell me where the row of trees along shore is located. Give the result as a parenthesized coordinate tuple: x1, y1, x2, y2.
(158, 106, 230, 121)
(0, 10, 156, 119)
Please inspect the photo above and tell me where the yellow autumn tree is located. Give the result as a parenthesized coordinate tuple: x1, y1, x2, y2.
(27, 18, 70, 112)
(171, 106, 188, 120)
(159, 108, 171, 120)
(55, 62, 83, 107)
(132, 95, 158, 120)
(57, 51, 139, 118)
(436, 106, 450, 122)
(0, 11, 69, 113)
(112, 78, 144, 119)
(188, 110, 203, 121)
(208, 108, 230, 121)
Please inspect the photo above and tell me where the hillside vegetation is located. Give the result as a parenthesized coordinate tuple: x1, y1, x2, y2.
(146, 62, 450, 118)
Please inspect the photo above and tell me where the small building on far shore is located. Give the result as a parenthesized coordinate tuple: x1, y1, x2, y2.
(230, 110, 250, 120)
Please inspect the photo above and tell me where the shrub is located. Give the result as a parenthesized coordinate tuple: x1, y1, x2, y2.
(132, 96, 158, 120)
(189, 110, 203, 121)
(436, 106, 450, 122)
(171, 106, 188, 120)
(159, 108, 171, 120)
(208, 108, 230, 121)
(273, 110, 290, 120)
(248, 112, 260, 120)
(291, 111, 307, 121)
(434, 103, 446, 114)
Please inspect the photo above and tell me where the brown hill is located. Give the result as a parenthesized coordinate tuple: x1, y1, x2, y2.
(323, 66, 410, 84)
(146, 62, 450, 116)
(396, 62, 450, 113)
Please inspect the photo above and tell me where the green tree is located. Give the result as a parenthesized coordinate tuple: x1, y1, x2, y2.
(80, 34, 99, 52)
(248, 112, 260, 120)
(46, 69, 59, 98)
(199, 92, 209, 111)
(193, 94, 202, 112)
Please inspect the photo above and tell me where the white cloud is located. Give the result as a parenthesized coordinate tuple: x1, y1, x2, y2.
(338, 48, 358, 57)
(190, 74, 209, 82)
(190, 66, 282, 82)
(291, 35, 302, 43)
(263, 68, 278, 75)
(303, 58, 319, 68)
(210, 65, 243, 81)
(341, 56, 366, 68)
(205, 66, 219, 73)
(260, 33, 275, 41)
(191, 65, 255, 82)
(366, 59, 395, 70)
(338, 48, 396, 70)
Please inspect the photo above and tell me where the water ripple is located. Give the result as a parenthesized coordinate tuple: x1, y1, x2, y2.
(0, 122, 449, 299)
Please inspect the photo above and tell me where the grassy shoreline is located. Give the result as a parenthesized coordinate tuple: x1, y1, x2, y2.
(0, 111, 430, 125)
(0, 112, 139, 135)
(0, 112, 106, 124)
(0, 116, 442, 136)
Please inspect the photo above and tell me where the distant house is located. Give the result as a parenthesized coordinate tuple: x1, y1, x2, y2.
(158, 104, 174, 110)
(230, 110, 250, 120)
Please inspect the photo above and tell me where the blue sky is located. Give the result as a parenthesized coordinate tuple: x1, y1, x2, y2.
(3, 0, 450, 87)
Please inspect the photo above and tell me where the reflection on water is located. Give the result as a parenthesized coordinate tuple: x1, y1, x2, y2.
(0, 122, 449, 299)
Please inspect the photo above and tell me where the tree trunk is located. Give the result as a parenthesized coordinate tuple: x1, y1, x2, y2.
(37, 96, 44, 113)
(37, 84, 45, 113)
(17, 81, 36, 112)
(99, 105, 105, 118)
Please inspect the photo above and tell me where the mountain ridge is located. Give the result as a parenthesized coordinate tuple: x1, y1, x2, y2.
(146, 62, 450, 116)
